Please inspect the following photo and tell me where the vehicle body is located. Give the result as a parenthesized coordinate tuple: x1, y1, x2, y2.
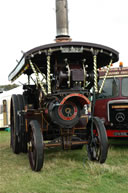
(94, 64, 128, 138)
(0, 86, 23, 129)
(8, 0, 119, 171)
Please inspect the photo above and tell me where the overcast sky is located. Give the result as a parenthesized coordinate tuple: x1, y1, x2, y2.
(0, 0, 128, 85)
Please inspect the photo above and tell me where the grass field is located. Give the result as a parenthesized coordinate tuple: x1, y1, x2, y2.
(0, 131, 128, 193)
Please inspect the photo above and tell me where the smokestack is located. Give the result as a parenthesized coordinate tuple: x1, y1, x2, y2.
(55, 0, 71, 42)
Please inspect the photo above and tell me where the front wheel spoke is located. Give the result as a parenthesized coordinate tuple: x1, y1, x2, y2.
(28, 120, 44, 171)
(87, 117, 108, 163)
(95, 147, 100, 160)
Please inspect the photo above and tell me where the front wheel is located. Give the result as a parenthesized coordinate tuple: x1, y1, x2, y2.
(28, 120, 44, 171)
(87, 117, 108, 163)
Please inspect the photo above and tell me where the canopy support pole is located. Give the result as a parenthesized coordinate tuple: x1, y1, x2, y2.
(29, 60, 47, 96)
(99, 59, 113, 93)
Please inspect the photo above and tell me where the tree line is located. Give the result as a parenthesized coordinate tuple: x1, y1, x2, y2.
(0, 84, 19, 92)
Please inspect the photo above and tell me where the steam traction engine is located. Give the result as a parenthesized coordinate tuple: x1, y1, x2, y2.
(8, 0, 119, 171)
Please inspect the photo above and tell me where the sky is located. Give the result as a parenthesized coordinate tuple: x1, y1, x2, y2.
(0, 0, 128, 85)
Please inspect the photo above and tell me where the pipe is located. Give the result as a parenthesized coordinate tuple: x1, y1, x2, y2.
(56, 0, 71, 42)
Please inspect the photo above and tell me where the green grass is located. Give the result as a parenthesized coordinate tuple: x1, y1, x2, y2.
(1, 131, 128, 193)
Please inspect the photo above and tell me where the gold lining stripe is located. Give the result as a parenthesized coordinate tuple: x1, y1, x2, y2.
(100, 74, 128, 79)
(112, 105, 128, 109)
(11, 64, 30, 82)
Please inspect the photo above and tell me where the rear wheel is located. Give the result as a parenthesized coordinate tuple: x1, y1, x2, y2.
(87, 117, 108, 163)
(10, 95, 20, 154)
(28, 120, 44, 171)
(17, 94, 27, 153)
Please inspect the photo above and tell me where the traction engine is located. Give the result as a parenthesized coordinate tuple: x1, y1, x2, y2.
(8, 0, 119, 171)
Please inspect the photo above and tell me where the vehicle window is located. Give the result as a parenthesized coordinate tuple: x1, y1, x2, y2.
(96, 78, 119, 99)
(122, 77, 128, 96)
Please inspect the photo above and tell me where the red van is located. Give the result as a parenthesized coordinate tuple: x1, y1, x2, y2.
(94, 63, 128, 138)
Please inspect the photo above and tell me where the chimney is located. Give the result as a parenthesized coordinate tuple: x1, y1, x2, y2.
(55, 0, 71, 42)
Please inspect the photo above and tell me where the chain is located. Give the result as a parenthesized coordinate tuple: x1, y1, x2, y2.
(29, 60, 47, 96)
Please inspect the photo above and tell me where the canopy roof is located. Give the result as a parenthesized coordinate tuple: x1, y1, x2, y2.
(8, 41, 119, 82)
